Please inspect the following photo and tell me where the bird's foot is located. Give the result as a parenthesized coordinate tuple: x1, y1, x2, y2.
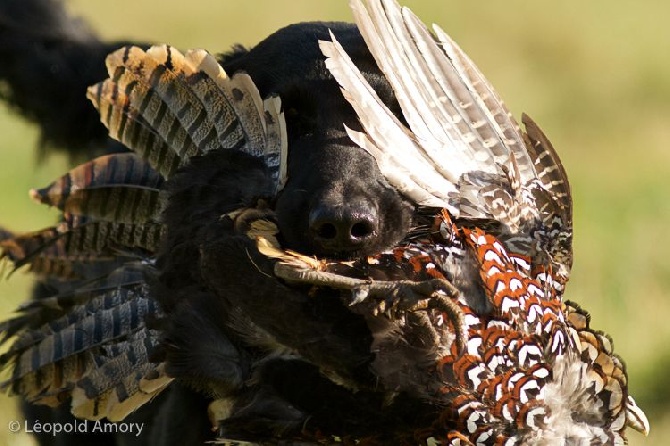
(274, 262, 465, 350)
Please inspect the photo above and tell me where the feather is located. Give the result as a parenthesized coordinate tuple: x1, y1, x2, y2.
(1, 42, 289, 427)
(2, 273, 149, 358)
(319, 0, 539, 218)
(322, 0, 575, 296)
(5, 287, 158, 381)
(30, 153, 163, 224)
(16, 262, 147, 314)
(0, 265, 146, 355)
(71, 334, 171, 421)
(319, 32, 459, 210)
(354, 0, 519, 182)
(429, 21, 532, 188)
(522, 113, 572, 227)
(87, 77, 181, 178)
(1, 276, 166, 419)
(87, 45, 288, 190)
(0, 223, 162, 282)
(320, 0, 573, 238)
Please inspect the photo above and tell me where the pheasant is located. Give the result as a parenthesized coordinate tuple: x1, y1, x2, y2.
(0, 0, 650, 444)
(243, 0, 650, 443)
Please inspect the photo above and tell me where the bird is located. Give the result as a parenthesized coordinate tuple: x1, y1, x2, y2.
(239, 0, 650, 443)
(0, 43, 287, 423)
(0, 0, 650, 444)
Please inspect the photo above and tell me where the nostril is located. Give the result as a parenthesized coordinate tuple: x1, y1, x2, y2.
(317, 222, 337, 240)
(351, 220, 374, 239)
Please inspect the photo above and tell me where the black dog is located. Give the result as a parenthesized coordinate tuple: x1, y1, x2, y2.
(0, 1, 423, 444)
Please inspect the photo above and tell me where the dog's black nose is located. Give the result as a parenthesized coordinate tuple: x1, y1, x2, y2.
(308, 201, 378, 253)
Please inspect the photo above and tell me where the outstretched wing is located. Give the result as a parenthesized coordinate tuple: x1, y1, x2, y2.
(320, 0, 573, 283)
(87, 45, 287, 191)
(0, 263, 171, 422)
(1, 44, 288, 422)
(319, 0, 526, 216)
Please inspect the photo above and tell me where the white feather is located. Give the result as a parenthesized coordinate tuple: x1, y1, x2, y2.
(320, 0, 550, 221)
(319, 31, 459, 211)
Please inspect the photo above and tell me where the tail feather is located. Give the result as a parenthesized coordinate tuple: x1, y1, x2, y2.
(6, 287, 158, 381)
(0, 264, 146, 349)
(521, 113, 572, 227)
(178, 48, 266, 152)
(2, 281, 151, 360)
(0, 219, 163, 277)
(94, 56, 198, 176)
(103, 46, 203, 158)
(88, 77, 181, 177)
(9, 354, 86, 403)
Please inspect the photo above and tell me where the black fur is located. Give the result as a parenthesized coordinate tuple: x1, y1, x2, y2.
(221, 23, 413, 258)
(0, 1, 420, 444)
(0, 0, 144, 159)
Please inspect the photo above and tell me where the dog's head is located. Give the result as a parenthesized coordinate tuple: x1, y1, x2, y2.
(222, 22, 415, 259)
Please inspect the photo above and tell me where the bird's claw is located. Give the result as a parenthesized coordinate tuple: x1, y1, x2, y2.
(355, 278, 466, 352)
(273, 262, 466, 352)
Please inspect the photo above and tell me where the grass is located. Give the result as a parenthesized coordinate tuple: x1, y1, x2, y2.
(1, 0, 669, 444)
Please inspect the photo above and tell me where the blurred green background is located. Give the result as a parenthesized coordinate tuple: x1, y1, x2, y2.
(0, 1, 668, 444)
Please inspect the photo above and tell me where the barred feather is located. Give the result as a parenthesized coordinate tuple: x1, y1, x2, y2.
(30, 153, 163, 224)
(7, 287, 157, 381)
(15, 263, 146, 315)
(0, 218, 163, 279)
(522, 113, 571, 225)
(71, 334, 171, 421)
(1, 42, 289, 426)
(355, 0, 529, 187)
(1, 274, 165, 420)
(87, 44, 287, 190)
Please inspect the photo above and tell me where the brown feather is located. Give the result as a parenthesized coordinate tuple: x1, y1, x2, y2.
(30, 153, 163, 224)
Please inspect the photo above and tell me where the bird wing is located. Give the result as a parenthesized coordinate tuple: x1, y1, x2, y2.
(1, 45, 287, 421)
(87, 45, 287, 191)
(0, 263, 170, 422)
(320, 0, 572, 242)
